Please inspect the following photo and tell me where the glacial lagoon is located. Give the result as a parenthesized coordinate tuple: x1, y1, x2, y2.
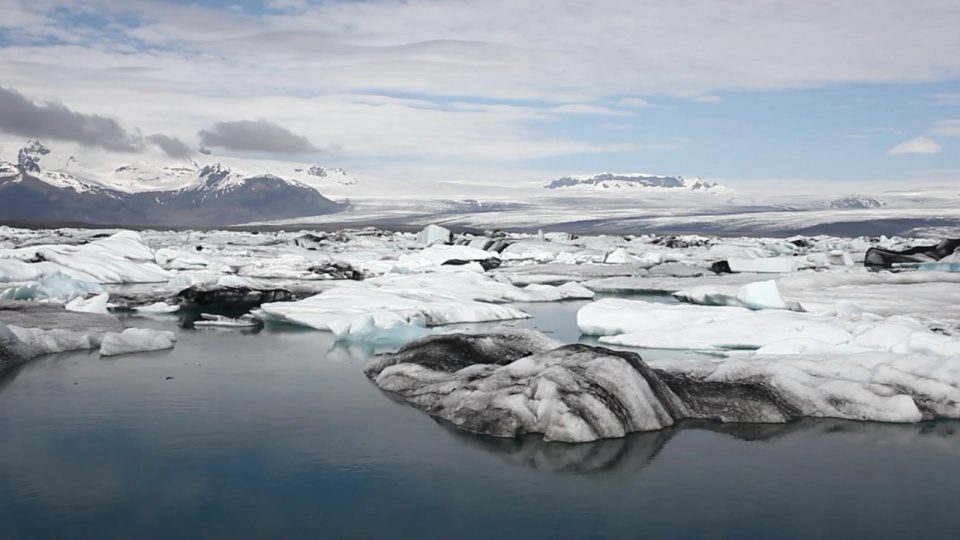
(2, 301, 959, 540)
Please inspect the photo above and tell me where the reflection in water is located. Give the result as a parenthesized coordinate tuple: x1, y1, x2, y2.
(439, 418, 960, 475)
(438, 420, 673, 476)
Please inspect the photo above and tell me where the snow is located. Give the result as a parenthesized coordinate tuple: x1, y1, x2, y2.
(99, 328, 177, 356)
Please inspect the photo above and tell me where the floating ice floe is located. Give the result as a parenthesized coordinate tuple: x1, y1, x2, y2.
(0, 272, 103, 301)
(727, 256, 805, 273)
(257, 272, 593, 336)
(367, 331, 960, 443)
(193, 314, 261, 328)
(673, 270, 960, 322)
(65, 293, 110, 314)
(0, 302, 177, 365)
(133, 302, 180, 314)
(578, 297, 960, 355)
(99, 328, 177, 357)
(2, 231, 173, 284)
(417, 224, 451, 245)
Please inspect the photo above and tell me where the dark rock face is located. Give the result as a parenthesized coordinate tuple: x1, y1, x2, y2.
(440, 258, 502, 271)
(142, 174, 344, 227)
(0, 175, 147, 224)
(176, 285, 295, 306)
(864, 239, 960, 268)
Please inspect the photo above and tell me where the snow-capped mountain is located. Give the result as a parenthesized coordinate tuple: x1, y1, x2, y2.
(0, 140, 346, 226)
(544, 172, 733, 194)
(306, 166, 357, 185)
(826, 196, 886, 209)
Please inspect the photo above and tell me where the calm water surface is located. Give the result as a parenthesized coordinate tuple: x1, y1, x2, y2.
(1, 300, 959, 539)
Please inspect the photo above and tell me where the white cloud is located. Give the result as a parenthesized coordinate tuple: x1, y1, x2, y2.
(692, 95, 724, 103)
(932, 93, 960, 105)
(931, 119, 960, 136)
(888, 136, 943, 155)
(2, 0, 960, 180)
(549, 104, 635, 116)
(618, 97, 652, 108)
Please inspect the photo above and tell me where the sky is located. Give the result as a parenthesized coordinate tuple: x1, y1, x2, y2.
(0, 0, 958, 186)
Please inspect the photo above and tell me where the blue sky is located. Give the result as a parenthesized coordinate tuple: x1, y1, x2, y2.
(0, 0, 958, 184)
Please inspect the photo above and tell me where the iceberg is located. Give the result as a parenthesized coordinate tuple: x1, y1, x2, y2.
(65, 293, 110, 314)
(727, 257, 804, 274)
(133, 302, 180, 314)
(99, 328, 177, 356)
(257, 272, 591, 336)
(0, 259, 42, 283)
(192, 313, 262, 328)
(578, 297, 960, 355)
(367, 331, 960, 442)
(0, 271, 103, 302)
(417, 224, 452, 245)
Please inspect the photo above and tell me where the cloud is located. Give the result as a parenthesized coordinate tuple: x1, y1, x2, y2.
(932, 93, 960, 105)
(0, 85, 144, 153)
(0, 86, 192, 158)
(931, 119, 960, 136)
(549, 104, 634, 116)
(692, 95, 724, 103)
(618, 97, 652, 108)
(888, 136, 942, 155)
(198, 120, 320, 154)
(146, 134, 192, 158)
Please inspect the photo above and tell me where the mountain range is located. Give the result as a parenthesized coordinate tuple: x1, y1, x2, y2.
(0, 141, 349, 226)
(544, 172, 734, 194)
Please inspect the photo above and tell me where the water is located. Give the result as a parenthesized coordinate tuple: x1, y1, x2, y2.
(2, 299, 960, 539)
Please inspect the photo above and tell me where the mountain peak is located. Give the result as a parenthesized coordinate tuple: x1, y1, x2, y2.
(544, 172, 731, 194)
(17, 140, 51, 173)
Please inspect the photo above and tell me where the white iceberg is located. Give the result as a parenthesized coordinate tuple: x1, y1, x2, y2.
(727, 257, 804, 274)
(65, 293, 110, 314)
(133, 302, 180, 314)
(578, 297, 960, 355)
(0, 259, 42, 283)
(193, 313, 261, 328)
(417, 224, 452, 245)
(99, 328, 177, 357)
(0, 272, 103, 301)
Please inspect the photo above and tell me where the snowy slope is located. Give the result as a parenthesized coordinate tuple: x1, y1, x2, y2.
(545, 172, 735, 195)
(0, 139, 361, 197)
